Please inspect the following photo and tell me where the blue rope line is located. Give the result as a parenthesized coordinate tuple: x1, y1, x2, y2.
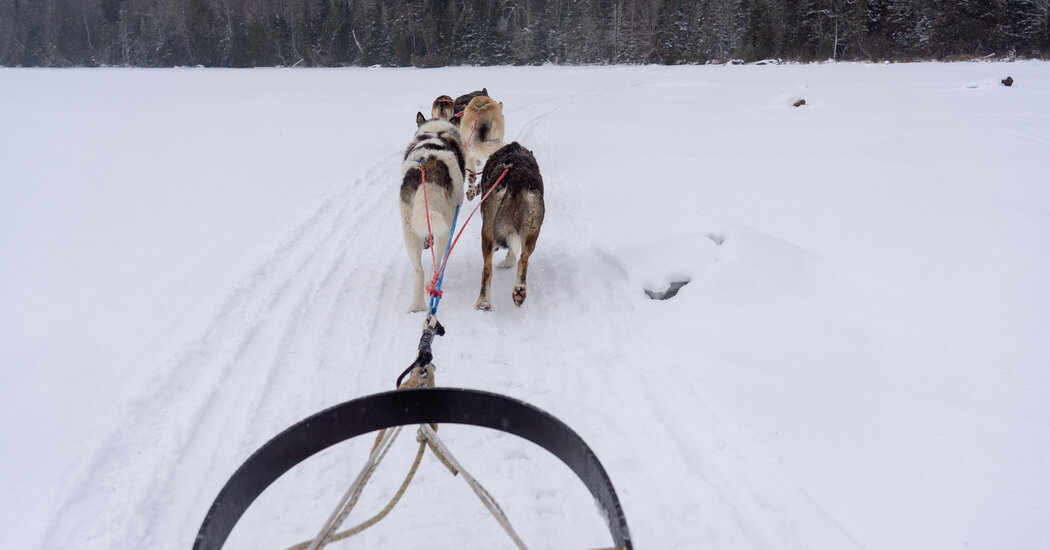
(428, 204, 461, 316)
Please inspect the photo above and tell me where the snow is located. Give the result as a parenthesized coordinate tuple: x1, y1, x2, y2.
(2, 62, 1049, 550)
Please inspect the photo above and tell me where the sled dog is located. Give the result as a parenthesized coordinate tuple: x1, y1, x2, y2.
(401, 112, 466, 312)
(474, 142, 545, 311)
(431, 95, 455, 121)
(460, 95, 505, 192)
(453, 88, 488, 125)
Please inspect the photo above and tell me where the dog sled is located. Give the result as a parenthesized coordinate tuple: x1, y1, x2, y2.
(193, 319, 633, 550)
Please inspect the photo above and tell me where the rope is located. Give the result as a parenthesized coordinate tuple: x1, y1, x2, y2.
(291, 355, 529, 550)
(427, 205, 459, 317)
(416, 159, 462, 317)
(418, 424, 528, 550)
(287, 440, 424, 550)
(417, 162, 439, 274)
(287, 366, 439, 550)
(298, 421, 529, 550)
(302, 425, 403, 550)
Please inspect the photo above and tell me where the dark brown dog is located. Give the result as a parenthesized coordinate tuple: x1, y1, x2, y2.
(474, 142, 545, 310)
(453, 88, 488, 127)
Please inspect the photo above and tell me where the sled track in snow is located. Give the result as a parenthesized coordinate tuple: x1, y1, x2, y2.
(42, 155, 407, 549)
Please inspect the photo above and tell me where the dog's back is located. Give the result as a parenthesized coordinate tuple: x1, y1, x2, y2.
(461, 96, 505, 147)
(482, 142, 543, 248)
(401, 116, 466, 231)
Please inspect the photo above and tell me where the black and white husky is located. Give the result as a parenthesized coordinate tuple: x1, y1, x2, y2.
(401, 112, 466, 312)
(475, 142, 545, 310)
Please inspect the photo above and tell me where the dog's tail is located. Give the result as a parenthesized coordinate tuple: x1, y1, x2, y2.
(503, 233, 522, 258)
(431, 95, 454, 121)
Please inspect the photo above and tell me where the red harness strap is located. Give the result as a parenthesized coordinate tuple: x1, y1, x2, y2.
(418, 164, 439, 275)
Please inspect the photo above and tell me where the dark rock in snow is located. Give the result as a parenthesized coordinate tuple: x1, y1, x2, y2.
(644, 280, 690, 300)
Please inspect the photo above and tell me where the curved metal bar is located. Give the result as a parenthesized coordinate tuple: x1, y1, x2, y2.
(193, 388, 632, 549)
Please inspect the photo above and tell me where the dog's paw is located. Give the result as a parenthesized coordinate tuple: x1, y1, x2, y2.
(475, 297, 492, 311)
(497, 254, 515, 269)
(466, 184, 478, 201)
(467, 172, 478, 187)
(408, 302, 427, 313)
(512, 285, 527, 307)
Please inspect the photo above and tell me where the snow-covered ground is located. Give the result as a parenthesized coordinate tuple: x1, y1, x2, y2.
(2, 62, 1049, 550)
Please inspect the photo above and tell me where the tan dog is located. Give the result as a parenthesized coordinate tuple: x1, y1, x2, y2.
(459, 95, 505, 195)
(431, 95, 454, 121)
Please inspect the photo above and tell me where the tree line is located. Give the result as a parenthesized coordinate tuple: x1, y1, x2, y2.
(2, 0, 1048, 67)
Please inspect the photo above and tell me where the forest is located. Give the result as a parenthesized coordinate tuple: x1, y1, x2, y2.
(2, 0, 1048, 67)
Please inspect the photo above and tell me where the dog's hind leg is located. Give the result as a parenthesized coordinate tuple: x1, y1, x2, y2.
(513, 229, 540, 307)
(467, 166, 479, 188)
(404, 231, 427, 313)
(475, 227, 496, 311)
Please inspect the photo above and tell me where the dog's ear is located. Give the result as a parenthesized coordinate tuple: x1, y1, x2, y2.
(498, 102, 503, 110)
(482, 88, 488, 96)
(416, 112, 426, 127)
